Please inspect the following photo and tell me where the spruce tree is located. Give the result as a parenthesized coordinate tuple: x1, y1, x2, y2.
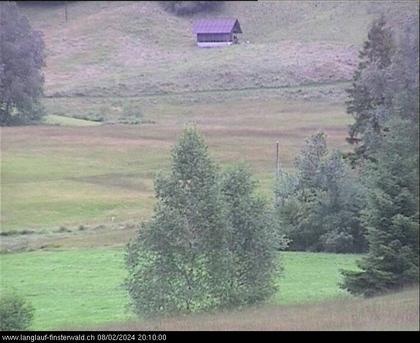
(341, 16, 419, 297)
(345, 15, 395, 163)
(341, 118, 419, 296)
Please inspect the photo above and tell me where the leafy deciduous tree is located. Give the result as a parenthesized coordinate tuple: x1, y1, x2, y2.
(275, 133, 367, 253)
(0, 2, 45, 126)
(221, 164, 281, 306)
(159, 1, 223, 16)
(126, 128, 280, 317)
(126, 127, 231, 316)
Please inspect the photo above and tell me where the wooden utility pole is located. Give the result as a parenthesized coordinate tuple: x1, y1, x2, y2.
(276, 141, 280, 178)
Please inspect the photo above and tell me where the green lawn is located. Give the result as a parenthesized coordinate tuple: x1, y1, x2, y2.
(0, 248, 131, 330)
(275, 252, 359, 304)
(0, 249, 359, 330)
(42, 114, 102, 127)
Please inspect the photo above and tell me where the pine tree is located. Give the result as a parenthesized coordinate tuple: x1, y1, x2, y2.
(341, 118, 419, 296)
(341, 15, 419, 296)
(125, 127, 232, 316)
(345, 15, 395, 163)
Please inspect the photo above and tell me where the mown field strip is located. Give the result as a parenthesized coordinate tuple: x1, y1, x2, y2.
(0, 250, 359, 330)
(43, 80, 352, 99)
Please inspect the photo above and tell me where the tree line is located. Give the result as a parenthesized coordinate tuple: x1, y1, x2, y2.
(275, 15, 418, 296)
(159, 1, 224, 16)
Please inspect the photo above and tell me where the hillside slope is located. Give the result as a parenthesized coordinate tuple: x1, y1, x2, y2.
(21, 1, 418, 99)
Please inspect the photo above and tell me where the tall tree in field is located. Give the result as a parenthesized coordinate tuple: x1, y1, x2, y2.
(341, 118, 419, 296)
(341, 20, 419, 296)
(126, 128, 282, 316)
(385, 18, 419, 127)
(345, 15, 395, 163)
(125, 127, 233, 316)
(221, 165, 280, 305)
(0, 2, 45, 126)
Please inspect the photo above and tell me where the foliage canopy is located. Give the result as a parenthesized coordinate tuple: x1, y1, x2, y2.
(126, 127, 279, 317)
(0, 292, 34, 331)
(0, 2, 45, 126)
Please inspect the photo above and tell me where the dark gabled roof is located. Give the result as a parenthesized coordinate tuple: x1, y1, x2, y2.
(192, 18, 242, 34)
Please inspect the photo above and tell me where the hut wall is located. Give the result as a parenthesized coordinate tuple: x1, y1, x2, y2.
(197, 33, 232, 43)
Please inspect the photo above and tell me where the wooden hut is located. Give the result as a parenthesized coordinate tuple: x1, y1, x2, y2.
(192, 18, 242, 47)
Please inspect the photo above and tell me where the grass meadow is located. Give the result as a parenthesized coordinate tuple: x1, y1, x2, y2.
(0, 250, 359, 330)
(1, 1, 418, 331)
(0, 92, 363, 331)
(99, 288, 419, 331)
(1, 98, 351, 234)
(19, 1, 416, 99)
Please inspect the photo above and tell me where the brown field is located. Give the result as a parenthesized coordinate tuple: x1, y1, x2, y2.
(1, 97, 352, 244)
(92, 288, 419, 331)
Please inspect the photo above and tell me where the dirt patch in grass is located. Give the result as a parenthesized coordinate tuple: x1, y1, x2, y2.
(0, 224, 139, 253)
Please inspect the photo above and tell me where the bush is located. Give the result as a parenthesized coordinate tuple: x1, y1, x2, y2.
(118, 104, 143, 125)
(73, 113, 104, 122)
(321, 230, 354, 253)
(56, 226, 72, 233)
(159, 1, 224, 16)
(0, 293, 34, 331)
